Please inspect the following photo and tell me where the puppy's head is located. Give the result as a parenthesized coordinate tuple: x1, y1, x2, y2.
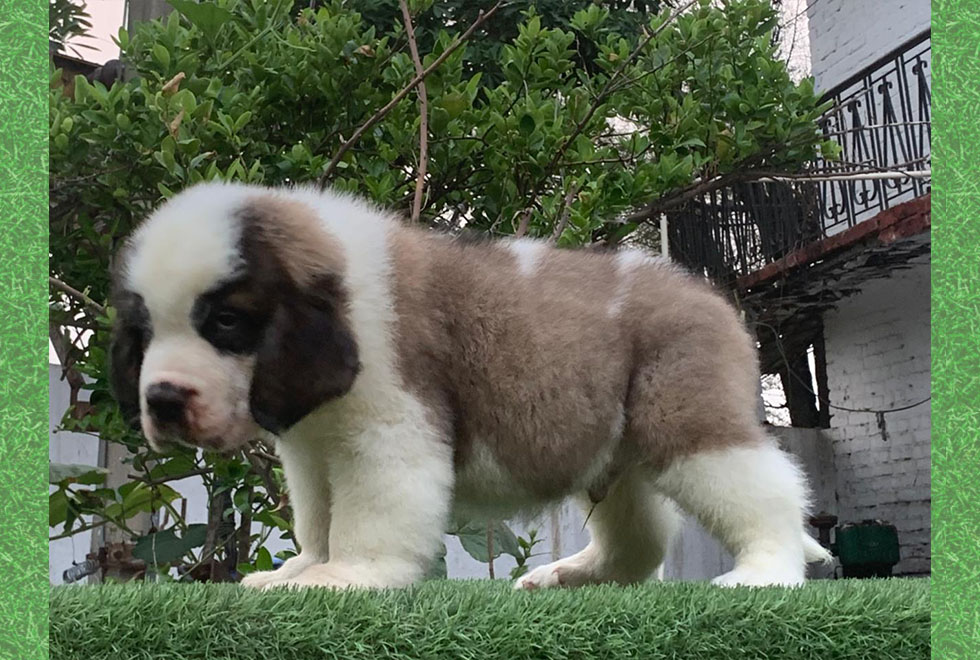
(109, 183, 360, 452)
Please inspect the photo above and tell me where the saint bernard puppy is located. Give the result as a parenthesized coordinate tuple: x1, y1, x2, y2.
(109, 181, 830, 590)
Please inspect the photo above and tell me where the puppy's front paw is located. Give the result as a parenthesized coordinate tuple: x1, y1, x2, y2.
(240, 569, 285, 590)
(514, 563, 566, 591)
(272, 560, 419, 590)
(240, 553, 317, 590)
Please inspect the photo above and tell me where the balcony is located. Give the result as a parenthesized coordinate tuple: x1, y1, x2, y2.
(666, 30, 931, 289)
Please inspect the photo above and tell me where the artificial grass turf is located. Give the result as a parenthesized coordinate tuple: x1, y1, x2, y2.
(50, 578, 929, 660)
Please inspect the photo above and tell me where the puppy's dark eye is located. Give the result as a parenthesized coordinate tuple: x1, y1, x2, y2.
(214, 309, 242, 331)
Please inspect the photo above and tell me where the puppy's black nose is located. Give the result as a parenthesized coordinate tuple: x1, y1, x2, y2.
(145, 382, 192, 426)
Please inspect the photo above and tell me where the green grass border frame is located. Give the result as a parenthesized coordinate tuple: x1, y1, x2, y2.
(1, 0, 973, 657)
(0, 0, 48, 657)
(933, 0, 980, 656)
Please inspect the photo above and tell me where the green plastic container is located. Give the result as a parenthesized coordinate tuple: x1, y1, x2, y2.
(835, 521, 900, 578)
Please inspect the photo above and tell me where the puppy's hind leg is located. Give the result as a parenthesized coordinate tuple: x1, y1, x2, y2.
(515, 469, 681, 590)
(654, 438, 814, 587)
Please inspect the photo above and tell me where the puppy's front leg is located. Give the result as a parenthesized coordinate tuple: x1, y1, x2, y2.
(240, 438, 331, 590)
(276, 421, 454, 590)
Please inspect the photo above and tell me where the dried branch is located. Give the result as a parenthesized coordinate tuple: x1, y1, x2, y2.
(49, 275, 106, 316)
(318, 1, 504, 186)
(400, 0, 430, 223)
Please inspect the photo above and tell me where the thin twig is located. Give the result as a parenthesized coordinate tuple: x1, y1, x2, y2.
(400, 0, 430, 223)
(49, 518, 112, 542)
(551, 182, 581, 245)
(513, 208, 533, 238)
(127, 468, 211, 488)
(245, 450, 283, 511)
(318, 1, 504, 186)
(49, 276, 106, 316)
(250, 447, 281, 465)
(486, 522, 495, 579)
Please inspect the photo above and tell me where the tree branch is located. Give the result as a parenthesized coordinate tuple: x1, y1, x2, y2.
(245, 449, 285, 512)
(318, 1, 504, 186)
(49, 275, 106, 316)
(49, 323, 93, 419)
(513, 208, 533, 238)
(127, 468, 211, 488)
(400, 0, 430, 223)
(551, 182, 581, 245)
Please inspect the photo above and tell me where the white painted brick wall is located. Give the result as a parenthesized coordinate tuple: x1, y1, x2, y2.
(807, 0, 931, 91)
(822, 259, 930, 574)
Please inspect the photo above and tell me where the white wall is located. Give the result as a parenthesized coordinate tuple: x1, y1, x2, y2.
(807, 0, 931, 91)
(49, 365, 100, 584)
(822, 258, 931, 574)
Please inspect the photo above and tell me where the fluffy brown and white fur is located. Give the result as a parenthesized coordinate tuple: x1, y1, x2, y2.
(108, 181, 830, 590)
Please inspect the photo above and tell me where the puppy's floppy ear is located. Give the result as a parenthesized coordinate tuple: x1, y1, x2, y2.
(249, 274, 360, 433)
(108, 290, 149, 429)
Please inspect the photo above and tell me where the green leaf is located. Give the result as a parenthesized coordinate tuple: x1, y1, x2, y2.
(49, 490, 69, 527)
(132, 524, 208, 564)
(234, 111, 253, 132)
(437, 92, 468, 119)
(254, 510, 291, 531)
(677, 137, 706, 149)
(519, 113, 536, 136)
(105, 483, 180, 521)
(49, 463, 108, 486)
(275, 549, 297, 561)
(454, 522, 492, 562)
(146, 454, 197, 481)
(453, 521, 523, 563)
(233, 487, 251, 512)
(151, 43, 171, 69)
(255, 546, 273, 571)
(492, 522, 521, 558)
(169, 0, 234, 42)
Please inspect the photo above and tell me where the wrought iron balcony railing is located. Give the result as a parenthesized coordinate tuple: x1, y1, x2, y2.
(816, 29, 931, 234)
(665, 31, 931, 284)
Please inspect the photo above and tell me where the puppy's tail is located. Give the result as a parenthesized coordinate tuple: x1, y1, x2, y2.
(803, 532, 834, 565)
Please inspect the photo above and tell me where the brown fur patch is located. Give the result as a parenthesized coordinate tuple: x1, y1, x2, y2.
(242, 195, 346, 287)
(389, 231, 763, 506)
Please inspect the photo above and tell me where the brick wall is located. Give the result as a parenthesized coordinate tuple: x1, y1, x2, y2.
(807, 0, 931, 90)
(822, 259, 931, 574)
